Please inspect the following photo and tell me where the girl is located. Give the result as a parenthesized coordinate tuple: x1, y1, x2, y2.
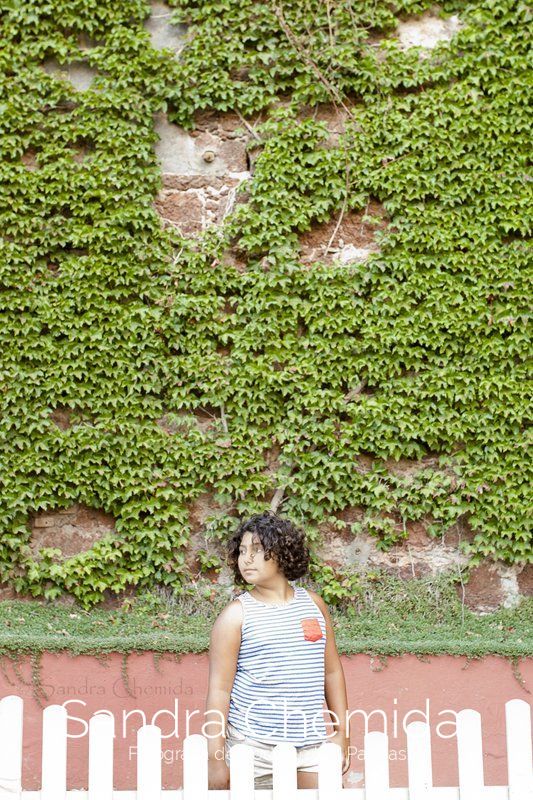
(205, 510, 350, 790)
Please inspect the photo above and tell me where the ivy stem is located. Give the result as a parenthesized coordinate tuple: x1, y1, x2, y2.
(273, 2, 360, 126)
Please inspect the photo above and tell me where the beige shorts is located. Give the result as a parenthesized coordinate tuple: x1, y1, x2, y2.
(224, 721, 325, 789)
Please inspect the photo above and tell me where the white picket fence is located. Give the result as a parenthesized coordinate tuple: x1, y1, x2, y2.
(0, 695, 531, 798)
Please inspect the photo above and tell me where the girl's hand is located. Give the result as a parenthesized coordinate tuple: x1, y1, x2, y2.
(329, 731, 351, 774)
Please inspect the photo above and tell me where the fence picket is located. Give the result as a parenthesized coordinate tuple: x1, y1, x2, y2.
(272, 743, 297, 798)
(505, 698, 533, 800)
(183, 733, 208, 800)
(364, 730, 390, 798)
(137, 724, 161, 800)
(318, 742, 342, 799)
(456, 709, 485, 800)
(228, 742, 254, 799)
(0, 694, 530, 798)
(41, 704, 67, 800)
(88, 713, 114, 800)
(0, 695, 23, 800)
(406, 720, 433, 799)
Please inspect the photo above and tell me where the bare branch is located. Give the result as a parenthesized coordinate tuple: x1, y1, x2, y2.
(233, 107, 263, 142)
(270, 461, 295, 513)
(343, 379, 367, 403)
(220, 404, 228, 433)
(326, 152, 352, 254)
(273, 2, 360, 126)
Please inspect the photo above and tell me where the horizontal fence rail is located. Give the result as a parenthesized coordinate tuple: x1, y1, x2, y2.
(0, 695, 531, 798)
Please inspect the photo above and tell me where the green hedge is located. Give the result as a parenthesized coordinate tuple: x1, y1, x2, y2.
(0, 572, 531, 658)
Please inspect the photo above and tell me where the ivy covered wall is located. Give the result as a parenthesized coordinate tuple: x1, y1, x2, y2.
(0, 0, 530, 610)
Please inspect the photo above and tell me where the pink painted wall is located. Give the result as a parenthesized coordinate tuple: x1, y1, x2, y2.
(1, 652, 530, 790)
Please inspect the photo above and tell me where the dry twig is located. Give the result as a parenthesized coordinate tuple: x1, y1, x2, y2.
(273, 2, 359, 126)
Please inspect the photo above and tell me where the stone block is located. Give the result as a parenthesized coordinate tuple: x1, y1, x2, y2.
(144, 0, 187, 53)
(32, 516, 56, 529)
(42, 58, 98, 91)
(154, 113, 248, 176)
(460, 563, 505, 613)
(299, 202, 387, 265)
(30, 504, 116, 559)
(154, 173, 250, 234)
(396, 12, 462, 51)
(154, 189, 204, 235)
(337, 244, 375, 264)
(517, 565, 533, 597)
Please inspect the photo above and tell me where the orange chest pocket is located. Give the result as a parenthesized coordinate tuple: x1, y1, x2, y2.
(301, 617, 324, 642)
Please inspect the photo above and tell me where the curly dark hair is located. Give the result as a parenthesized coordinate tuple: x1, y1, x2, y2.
(227, 510, 310, 587)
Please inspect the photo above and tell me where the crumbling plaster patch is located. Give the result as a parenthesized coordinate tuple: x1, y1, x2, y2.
(41, 58, 99, 91)
(144, 0, 187, 53)
(396, 11, 463, 51)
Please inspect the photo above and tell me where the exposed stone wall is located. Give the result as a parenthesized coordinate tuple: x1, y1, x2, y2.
(153, 110, 251, 236)
(30, 505, 116, 559)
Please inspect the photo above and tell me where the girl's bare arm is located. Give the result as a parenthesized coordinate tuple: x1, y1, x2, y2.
(205, 599, 243, 761)
(308, 589, 351, 773)
(309, 590, 348, 732)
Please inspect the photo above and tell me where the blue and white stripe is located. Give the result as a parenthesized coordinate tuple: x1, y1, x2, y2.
(227, 584, 328, 745)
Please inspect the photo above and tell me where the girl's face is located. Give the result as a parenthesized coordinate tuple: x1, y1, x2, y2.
(238, 531, 279, 583)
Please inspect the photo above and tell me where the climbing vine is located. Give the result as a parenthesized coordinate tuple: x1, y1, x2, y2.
(0, 0, 530, 610)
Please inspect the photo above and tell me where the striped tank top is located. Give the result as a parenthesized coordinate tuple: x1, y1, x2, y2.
(227, 584, 328, 746)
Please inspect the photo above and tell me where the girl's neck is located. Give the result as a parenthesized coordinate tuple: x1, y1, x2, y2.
(249, 583, 295, 606)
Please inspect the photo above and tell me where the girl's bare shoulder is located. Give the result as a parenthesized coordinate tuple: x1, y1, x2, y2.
(212, 596, 244, 631)
(305, 588, 330, 617)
